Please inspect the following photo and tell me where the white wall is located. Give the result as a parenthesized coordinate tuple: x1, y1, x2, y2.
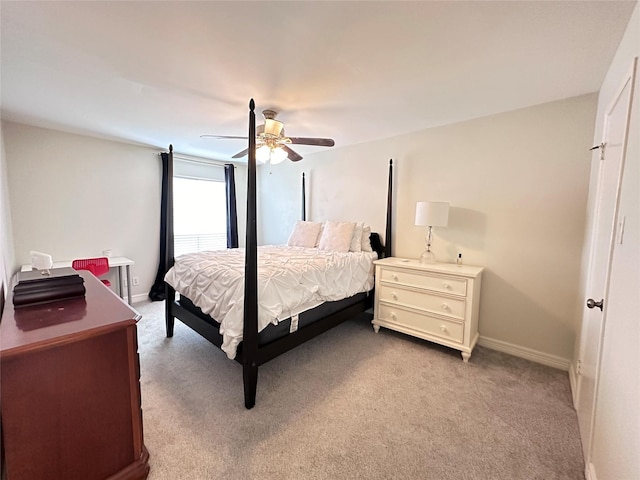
(259, 94, 597, 364)
(2, 121, 247, 302)
(3, 121, 162, 298)
(579, 4, 639, 479)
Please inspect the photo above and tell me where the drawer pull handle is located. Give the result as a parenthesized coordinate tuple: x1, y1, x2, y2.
(390, 312, 397, 320)
(441, 303, 450, 310)
(391, 274, 399, 281)
(440, 325, 448, 333)
(442, 282, 450, 289)
(391, 292, 398, 300)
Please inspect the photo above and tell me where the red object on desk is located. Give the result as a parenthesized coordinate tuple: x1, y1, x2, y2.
(72, 256, 112, 286)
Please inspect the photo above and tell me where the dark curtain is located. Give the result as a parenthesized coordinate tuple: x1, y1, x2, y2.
(149, 152, 171, 301)
(225, 163, 239, 248)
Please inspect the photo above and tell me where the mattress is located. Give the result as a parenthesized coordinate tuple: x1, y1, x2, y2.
(164, 245, 377, 359)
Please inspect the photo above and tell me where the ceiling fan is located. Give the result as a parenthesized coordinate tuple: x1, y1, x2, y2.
(201, 109, 335, 163)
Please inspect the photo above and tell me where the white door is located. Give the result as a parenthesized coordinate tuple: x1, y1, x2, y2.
(575, 60, 636, 464)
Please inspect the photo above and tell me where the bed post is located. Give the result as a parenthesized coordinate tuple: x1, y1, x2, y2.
(301, 172, 306, 221)
(243, 99, 259, 409)
(384, 159, 393, 258)
(165, 145, 176, 336)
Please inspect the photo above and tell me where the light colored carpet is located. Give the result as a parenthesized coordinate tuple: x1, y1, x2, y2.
(134, 300, 584, 480)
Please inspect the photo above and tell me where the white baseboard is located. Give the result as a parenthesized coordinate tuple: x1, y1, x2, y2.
(478, 336, 571, 371)
(131, 293, 150, 305)
(569, 361, 579, 407)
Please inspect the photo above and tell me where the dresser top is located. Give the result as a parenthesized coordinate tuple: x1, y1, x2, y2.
(1, 271, 141, 358)
(374, 257, 483, 277)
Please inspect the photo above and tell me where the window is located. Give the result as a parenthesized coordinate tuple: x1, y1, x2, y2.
(173, 159, 227, 257)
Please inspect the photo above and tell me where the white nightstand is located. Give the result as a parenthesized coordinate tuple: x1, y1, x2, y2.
(372, 257, 483, 362)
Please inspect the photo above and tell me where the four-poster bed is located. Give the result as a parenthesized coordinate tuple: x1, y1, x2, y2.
(163, 99, 393, 409)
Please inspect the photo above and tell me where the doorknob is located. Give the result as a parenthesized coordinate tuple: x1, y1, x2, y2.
(586, 298, 604, 311)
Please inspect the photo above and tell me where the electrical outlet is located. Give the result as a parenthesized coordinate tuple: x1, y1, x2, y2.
(132, 276, 140, 286)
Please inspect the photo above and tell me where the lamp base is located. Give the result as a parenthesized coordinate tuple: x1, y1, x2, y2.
(420, 250, 437, 264)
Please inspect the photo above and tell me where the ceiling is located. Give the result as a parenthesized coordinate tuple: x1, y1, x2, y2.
(1, 1, 636, 161)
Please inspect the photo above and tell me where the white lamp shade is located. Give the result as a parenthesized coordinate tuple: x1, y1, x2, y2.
(415, 201, 449, 227)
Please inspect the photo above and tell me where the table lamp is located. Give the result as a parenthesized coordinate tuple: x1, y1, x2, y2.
(415, 201, 449, 264)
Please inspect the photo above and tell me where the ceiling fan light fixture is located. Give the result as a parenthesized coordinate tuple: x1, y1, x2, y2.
(256, 145, 271, 163)
(270, 147, 288, 165)
(203, 107, 334, 162)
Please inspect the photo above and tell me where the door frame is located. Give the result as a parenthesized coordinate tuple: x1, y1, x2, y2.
(575, 58, 637, 475)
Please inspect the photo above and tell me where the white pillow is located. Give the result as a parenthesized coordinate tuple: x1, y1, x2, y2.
(315, 223, 324, 247)
(361, 225, 373, 252)
(287, 221, 322, 248)
(318, 221, 356, 253)
(349, 222, 364, 252)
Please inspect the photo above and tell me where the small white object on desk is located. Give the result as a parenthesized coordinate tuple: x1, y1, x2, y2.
(30, 251, 53, 271)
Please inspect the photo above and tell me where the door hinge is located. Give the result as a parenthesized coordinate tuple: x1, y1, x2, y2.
(577, 360, 582, 376)
(590, 142, 606, 161)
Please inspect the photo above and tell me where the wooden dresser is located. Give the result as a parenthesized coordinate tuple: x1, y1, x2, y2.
(0, 271, 150, 480)
(372, 257, 483, 362)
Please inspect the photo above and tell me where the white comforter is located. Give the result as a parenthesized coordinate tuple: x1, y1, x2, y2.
(164, 246, 377, 359)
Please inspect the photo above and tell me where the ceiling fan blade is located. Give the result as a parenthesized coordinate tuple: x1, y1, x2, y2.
(200, 135, 248, 140)
(231, 148, 250, 159)
(288, 137, 335, 147)
(282, 145, 303, 162)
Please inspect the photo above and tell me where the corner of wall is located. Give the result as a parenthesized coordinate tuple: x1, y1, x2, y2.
(0, 121, 17, 308)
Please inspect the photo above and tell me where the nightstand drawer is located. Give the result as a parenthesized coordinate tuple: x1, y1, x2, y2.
(378, 284, 466, 320)
(377, 304, 464, 344)
(379, 268, 467, 296)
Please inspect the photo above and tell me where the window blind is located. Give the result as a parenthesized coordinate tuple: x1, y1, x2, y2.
(173, 156, 226, 182)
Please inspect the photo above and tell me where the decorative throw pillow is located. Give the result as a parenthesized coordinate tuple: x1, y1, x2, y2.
(318, 221, 356, 253)
(315, 222, 324, 247)
(287, 221, 322, 248)
(361, 225, 373, 252)
(349, 222, 364, 252)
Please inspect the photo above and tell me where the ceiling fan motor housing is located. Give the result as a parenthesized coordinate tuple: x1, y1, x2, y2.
(262, 119, 284, 137)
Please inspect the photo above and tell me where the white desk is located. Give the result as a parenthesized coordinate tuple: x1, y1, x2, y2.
(20, 256, 135, 304)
